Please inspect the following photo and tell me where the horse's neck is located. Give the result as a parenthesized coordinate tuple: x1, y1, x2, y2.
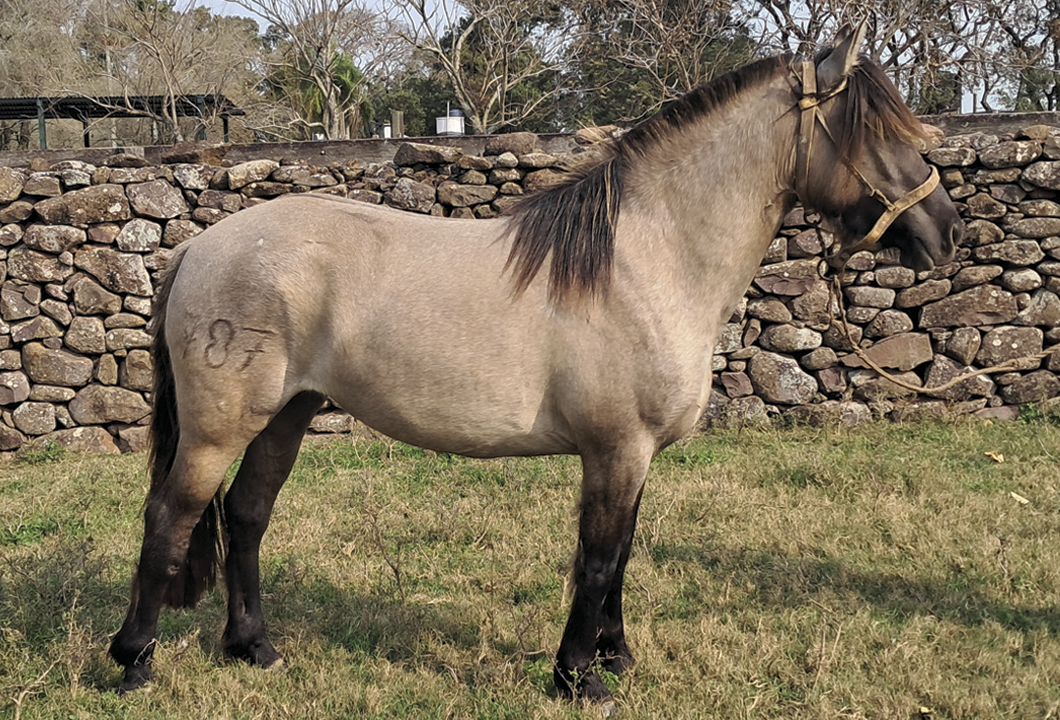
(619, 74, 799, 328)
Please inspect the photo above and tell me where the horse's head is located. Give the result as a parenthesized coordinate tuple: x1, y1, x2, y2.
(795, 24, 963, 271)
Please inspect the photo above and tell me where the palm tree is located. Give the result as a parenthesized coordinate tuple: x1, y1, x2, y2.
(297, 51, 373, 139)
(265, 44, 373, 139)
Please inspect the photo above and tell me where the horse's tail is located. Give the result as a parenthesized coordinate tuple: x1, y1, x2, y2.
(147, 245, 224, 609)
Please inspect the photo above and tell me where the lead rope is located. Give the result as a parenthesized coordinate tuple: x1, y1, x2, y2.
(822, 260, 1059, 397)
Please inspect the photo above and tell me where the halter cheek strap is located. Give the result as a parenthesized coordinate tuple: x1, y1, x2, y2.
(830, 165, 939, 267)
(796, 61, 847, 199)
(793, 61, 940, 269)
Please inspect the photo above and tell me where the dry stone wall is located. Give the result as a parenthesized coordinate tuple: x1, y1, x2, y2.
(1, 125, 1060, 454)
(707, 122, 1060, 428)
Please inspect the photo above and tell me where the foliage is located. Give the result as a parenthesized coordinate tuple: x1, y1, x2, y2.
(263, 47, 374, 139)
(562, 0, 759, 126)
(370, 72, 453, 138)
(1017, 401, 1060, 426)
(392, 0, 576, 134)
(0, 0, 261, 148)
(747, 0, 1060, 114)
(16, 439, 66, 466)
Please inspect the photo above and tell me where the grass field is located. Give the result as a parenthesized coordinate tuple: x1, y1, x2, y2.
(1, 416, 1059, 719)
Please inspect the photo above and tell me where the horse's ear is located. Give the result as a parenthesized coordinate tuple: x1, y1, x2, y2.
(817, 21, 867, 92)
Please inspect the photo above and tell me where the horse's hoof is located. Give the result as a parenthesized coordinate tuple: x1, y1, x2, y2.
(554, 667, 615, 709)
(116, 663, 153, 695)
(225, 638, 282, 669)
(577, 673, 614, 704)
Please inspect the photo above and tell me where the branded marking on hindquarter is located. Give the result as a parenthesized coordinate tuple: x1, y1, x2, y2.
(239, 327, 276, 370)
(204, 319, 235, 368)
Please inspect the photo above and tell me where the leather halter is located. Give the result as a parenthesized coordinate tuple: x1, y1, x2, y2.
(793, 61, 940, 269)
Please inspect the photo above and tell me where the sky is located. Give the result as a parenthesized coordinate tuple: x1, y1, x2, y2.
(196, 0, 397, 29)
(199, 0, 266, 28)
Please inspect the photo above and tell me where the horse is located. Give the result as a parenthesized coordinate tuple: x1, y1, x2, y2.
(110, 24, 963, 708)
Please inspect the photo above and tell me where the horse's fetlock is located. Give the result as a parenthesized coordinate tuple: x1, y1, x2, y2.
(109, 633, 156, 670)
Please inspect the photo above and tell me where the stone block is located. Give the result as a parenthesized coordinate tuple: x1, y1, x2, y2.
(33, 184, 130, 225)
(394, 142, 462, 165)
(920, 285, 1018, 328)
(12, 401, 55, 435)
(22, 343, 93, 387)
(69, 384, 150, 424)
(748, 351, 817, 405)
(840, 332, 933, 371)
(977, 326, 1043, 366)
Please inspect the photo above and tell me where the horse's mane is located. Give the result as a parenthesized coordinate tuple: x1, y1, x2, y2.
(505, 56, 787, 306)
(504, 52, 925, 306)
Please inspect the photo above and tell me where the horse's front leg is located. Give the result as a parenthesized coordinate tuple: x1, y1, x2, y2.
(596, 482, 644, 676)
(554, 441, 651, 706)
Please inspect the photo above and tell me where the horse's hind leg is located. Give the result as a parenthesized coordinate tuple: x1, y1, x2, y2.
(554, 439, 652, 705)
(110, 440, 248, 693)
(222, 391, 325, 667)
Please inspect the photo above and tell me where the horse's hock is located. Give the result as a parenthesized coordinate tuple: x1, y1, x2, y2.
(0, 123, 1059, 453)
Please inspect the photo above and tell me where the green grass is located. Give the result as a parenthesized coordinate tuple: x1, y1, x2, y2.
(1, 419, 1060, 718)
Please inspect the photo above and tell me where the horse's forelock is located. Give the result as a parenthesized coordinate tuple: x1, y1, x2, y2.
(837, 59, 929, 162)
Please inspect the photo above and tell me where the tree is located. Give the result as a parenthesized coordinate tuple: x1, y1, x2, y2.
(263, 47, 373, 138)
(388, 0, 579, 134)
(370, 59, 455, 137)
(746, 0, 1060, 114)
(227, 0, 392, 139)
(990, 0, 1060, 111)
(86, 0, 261, 142)
(0, 0, 260, 148)
(561, 0, 757, 126)
(0, 0, 90, 147)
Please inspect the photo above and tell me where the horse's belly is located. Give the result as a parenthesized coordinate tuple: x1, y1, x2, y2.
(327, 383, 574, 457)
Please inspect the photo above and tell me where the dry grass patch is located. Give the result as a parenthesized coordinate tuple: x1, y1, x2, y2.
(1, 419, 1059, 718)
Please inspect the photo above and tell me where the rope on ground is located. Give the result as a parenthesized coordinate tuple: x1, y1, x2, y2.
(829, 274, 1059, 397)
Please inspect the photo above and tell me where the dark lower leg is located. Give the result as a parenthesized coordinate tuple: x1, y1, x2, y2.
(110, 485, 221, 692)
(222, 392, 323, 666)
(597, 488, 644, 675)
(596, 553, 635, 675)
(554, 447, 649, 704)
(554, 539, 623, 702)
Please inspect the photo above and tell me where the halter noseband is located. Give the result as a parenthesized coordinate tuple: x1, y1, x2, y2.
(793, 60, 940, 269)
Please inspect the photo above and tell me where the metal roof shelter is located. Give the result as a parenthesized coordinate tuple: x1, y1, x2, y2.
(0, 94, 245, 149)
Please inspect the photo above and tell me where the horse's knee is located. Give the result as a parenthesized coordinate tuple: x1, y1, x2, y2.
(223, 492, 267, 539)
(575, 551, 620, 595)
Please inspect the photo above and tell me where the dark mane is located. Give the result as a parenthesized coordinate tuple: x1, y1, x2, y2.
(505, 55, 789, 305)
(505, 52, 929, 306)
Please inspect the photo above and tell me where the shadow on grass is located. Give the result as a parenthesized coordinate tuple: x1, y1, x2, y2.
(6, 531, 1056, 704)
(0, 537, 492, 694)
(651, 540, 1060, 635)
